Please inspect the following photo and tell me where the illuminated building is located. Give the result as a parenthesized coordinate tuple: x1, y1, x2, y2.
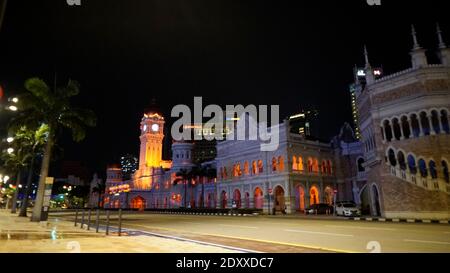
(288, 109, 319, 138)
(103, 105, 217, 209)
(350, 25, 450, 219)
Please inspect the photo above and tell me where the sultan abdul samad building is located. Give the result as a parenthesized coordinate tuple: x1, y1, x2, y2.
(92, 25, 450, 220)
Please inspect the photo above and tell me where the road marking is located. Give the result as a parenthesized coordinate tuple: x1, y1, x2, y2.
(220, 224, 258, 229)
(179, 221, 203, 225)
(121, 223, 356, 253)
(325, 225, 397, 231)
(403, 239, 450, 245)
(284, 229, 354, 237)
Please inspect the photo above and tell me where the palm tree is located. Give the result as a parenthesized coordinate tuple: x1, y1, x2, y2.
(91, 181, 106, 208)
(18, 124, 48, 217)
(174, 169, 192, 208)
(11, 77, 96, 222)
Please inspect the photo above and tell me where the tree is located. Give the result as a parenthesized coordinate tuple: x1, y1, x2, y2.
(0, 126, 40, 213)
(91, 181, 106, 208)
(18, 124, 48, 217)
(11, 77, 96, 222)
(174, 169, 192, 208)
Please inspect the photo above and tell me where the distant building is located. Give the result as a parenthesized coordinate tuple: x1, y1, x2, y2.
(120, 154, 138, 180)
(288, 109, 319, 138)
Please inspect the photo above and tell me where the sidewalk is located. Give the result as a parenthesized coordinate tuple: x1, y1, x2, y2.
(0, 210, 242, 253)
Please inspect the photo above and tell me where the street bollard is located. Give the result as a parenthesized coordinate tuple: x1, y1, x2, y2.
(74, 209, 79, 227)
(87, 209, 92, 230)
(80, 209, 85, 229)
(118, 208, 122, 236)
(95, 209, 100, 233)
(106, 210, 110, 235)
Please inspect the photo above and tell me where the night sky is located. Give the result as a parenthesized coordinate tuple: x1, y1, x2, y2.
(0, 0, 448, 177)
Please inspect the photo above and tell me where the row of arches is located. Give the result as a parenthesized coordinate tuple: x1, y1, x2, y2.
(292, 156, 333, 175)
(386, 148, 450, 183)
(381, 109, 449, 142)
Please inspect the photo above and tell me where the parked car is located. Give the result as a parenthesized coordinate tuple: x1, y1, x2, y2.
(306, 203, 334, 215)
(335, 202, 361, 217)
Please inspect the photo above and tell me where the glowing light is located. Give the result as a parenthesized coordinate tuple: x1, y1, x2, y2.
(151, 123, 159, 132)
(12, 97, 18, 103)
(289, 113, 306, 120)
(6, 137, 14, 143)
(7, 148, 14, 154)
(8, 105, 18, 111)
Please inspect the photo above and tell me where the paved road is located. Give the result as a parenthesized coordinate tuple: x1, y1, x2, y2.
(57, 212, 450, 253)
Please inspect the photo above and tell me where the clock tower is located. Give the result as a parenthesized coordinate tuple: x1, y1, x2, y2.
(139, 108, 165, 168)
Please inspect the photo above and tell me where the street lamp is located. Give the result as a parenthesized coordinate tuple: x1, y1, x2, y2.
(6, 137, 13, 143)
(7, 105, 17, 111)
(11, 97, 18, 103)
(7, 147, 14, 154)
(4, 175, 10, 183)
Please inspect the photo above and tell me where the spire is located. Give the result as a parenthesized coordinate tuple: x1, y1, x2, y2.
(437, 22, 446, 49)
(411, 24, 421, 50)
(363, 45, 375, 85)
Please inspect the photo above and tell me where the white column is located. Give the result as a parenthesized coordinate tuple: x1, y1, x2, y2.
(428, 115, 437, 135)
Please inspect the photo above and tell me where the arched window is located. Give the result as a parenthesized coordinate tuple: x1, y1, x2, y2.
(244, 161, 249, 175)
(307, 158, 313, 172)
(441, 110, 450, 133)
(407, 155, 417, 174)
(388, 149, 397, 166)
(397, 151, 406, 170)
(357, 158, 365, 172)
(257, 160, 264, 173)
(410, 114, 420, 137)
(401, 116, 411, 139)
(442, 160, 449, 183)
(429, 160, 437, 179)
(420, 112, 431, 136)
(298, 156, 304, 171)
(292, 156, 298, 171)
(321, 160, 327, 174)
(236, 163, 242, 177)
(383, 120, 393, 142)
(313, 158, 319, 173)
(393, 118, 402, 140)
(431, 110, 441, 134)
(327, 160, 332, 175)
(278, 156, 284, 171)
(252, 161, 257, 175)
(272, 157, 277, 172)
(418, 159, 427, 178)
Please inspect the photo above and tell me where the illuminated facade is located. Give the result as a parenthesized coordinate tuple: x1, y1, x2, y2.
(351, 25, 450, 219)
(103, 108, 216, 209)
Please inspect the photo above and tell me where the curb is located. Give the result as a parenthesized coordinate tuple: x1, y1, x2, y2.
(348, 217, 450, 224)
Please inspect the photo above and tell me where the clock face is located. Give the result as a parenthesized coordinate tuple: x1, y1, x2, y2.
(151, 123, 159, 132)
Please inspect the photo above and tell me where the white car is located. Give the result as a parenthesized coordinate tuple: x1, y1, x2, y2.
(335, 203, 361, 217)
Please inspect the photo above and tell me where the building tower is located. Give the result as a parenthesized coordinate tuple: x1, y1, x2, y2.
(138, 107, 165, 169)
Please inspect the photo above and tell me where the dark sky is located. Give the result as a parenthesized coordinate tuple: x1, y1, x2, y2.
(0, 0, 448, 177)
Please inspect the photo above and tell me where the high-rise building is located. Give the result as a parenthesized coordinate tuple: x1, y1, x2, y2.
(120, 154, 138, 180)
(288, 109, 319, 138)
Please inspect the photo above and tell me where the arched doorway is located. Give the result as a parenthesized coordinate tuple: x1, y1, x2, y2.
(372, 185, 381, 217)
(274, 186, 285, 213)
(310, 186, 319, 206)
(254, 187, 263, 209)
(244, 192, 250, 208)
(131, 196, 146, 209)
(360, 185, 371, 215)
(233, 189, 242, 208)
(324, 186, 334, 205)
(220, 191, 227, 208)
(295, 185, 305, 212)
